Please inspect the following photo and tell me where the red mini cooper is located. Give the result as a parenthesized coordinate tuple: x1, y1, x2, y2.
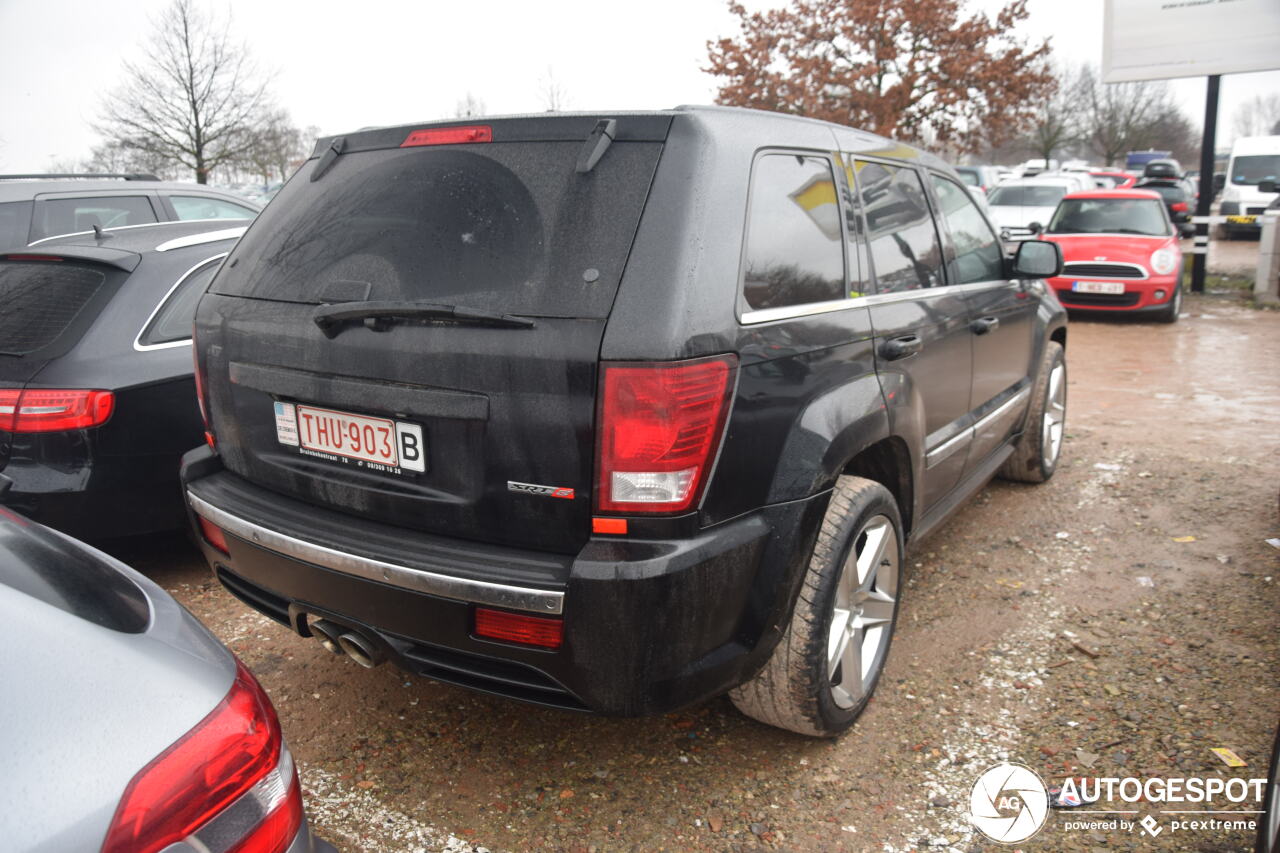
(1038, 189, 1183, 322)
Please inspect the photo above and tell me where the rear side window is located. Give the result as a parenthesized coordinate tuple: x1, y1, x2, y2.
(741, 153, 845, 311)
(139, 258, 223, 347)
(0, 261, 108, 356)
(170, 195, 257, 221)
(930, 175, 1004, 284)
(32, 196, 157, 242)
(0, 201, 33, 249)
(852, 160, 944, 292)
(210, 142, 664, 319)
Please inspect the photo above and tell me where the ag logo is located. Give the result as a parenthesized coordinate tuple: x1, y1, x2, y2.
(968, 762, 1050, 843)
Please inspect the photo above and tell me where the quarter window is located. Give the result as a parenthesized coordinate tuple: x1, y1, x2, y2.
(170, 195, 257, 221)
(852, 160, 944, 292)
(930, 175, 1004, 284)
(742, 154, 845, 311)
(139, 258, 222, 346)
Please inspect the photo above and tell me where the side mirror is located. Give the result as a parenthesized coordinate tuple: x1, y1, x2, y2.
(1213, 173, 1226, 193)
(1027, 221, 1043, 235)
(1011, 240, 1063, 279)
(1260, 179, 1277, 194)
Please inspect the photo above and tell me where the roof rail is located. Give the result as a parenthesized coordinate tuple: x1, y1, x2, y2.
(0, 172, 162, 181)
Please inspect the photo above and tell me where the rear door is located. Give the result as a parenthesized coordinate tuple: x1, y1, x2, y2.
(199, 116, 669, 554)
(848, 157, 973, 510)
(926, 173, 1037, 469)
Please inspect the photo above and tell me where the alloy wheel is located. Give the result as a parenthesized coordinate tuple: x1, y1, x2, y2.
(827, 515, 899, 709)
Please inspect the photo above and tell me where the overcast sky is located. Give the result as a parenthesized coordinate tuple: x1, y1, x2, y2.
(1, 0, 1276, 173)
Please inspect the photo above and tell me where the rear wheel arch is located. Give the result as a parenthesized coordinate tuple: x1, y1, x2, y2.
(840, 437, 914, 538)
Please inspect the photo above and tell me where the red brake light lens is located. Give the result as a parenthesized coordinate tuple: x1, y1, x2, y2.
(1172, 201, 1188, 212)
(400, 125, 493, 147)
(199, 515, 230, 555)
(474, 607, 564, 649)
(0, 388, 113, 433)
(595, 355, 736, 514)
(101, 661, 299, 853)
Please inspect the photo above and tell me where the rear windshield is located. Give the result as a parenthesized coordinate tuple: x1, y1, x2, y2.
(1047, 199, 1170, 236)
(987, 185, 1069, 207)
(210, 141, 664, 318)
(0, 261, 111, 357)
(1137, 183, 1186, 203)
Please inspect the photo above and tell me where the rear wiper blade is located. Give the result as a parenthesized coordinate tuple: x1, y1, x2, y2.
(313, 300, 535, 338)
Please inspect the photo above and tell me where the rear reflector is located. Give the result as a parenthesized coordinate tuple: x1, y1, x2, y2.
(401, 125, 493, 147)
(474, 607, 563, 650)
(101, 660, 300, 853)
(592, 517, 628, 535)
(0, 388, 114, 433)
(595, 355, 737, 514)
(199, 515, 230, 555)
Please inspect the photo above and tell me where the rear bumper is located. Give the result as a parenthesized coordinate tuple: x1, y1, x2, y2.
(182, 447, 828, 716)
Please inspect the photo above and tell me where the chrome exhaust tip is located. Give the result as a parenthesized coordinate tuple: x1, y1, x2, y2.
(337, 631, 385, 669)
(310, 619, 345, 655)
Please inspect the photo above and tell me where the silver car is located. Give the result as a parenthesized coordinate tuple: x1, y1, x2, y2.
(0, 507, 333, 853)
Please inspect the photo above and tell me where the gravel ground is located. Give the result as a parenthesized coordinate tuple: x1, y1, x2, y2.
(108, 287, 1280, 853)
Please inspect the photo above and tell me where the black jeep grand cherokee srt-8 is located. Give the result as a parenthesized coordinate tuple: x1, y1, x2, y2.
(183, 107, 1066, 737)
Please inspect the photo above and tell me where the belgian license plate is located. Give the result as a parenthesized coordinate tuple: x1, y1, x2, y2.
(273, 401, 425, 473)
(1073, 280, 1126, 295)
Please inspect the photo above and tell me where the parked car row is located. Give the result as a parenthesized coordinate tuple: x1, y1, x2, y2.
(4, 107, 1233, 851)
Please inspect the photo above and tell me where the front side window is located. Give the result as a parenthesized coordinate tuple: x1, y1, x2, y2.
(170, 195, 257, 221)
(852, 160, 944, 293)
(930, 175, 1004, 284)
(139, 258, 223, 346)
(741, 153, 846, 311)
(33, 196, 157, 241)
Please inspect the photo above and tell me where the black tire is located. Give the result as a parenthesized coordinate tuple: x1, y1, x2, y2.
(729, 476, 903, 737)
(1155, 284, 1182, 324)
(999, 340, 1066, 484)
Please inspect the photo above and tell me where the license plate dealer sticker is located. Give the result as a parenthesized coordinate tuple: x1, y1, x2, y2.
(274, 402, 425, 473)
(1072, 280, 1126, 295)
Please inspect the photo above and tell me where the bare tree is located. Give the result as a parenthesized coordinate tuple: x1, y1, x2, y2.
(454, 92, 486, 118)
(1233, 94, 1280, 139)
(96, 0, 272, 184)
(1023, 63, 1090, 165)
(86, 139, 179, 179)
(539, 67, 571, 112)
(1080, 67, 1173, 166)
(240, 109, 306, 184)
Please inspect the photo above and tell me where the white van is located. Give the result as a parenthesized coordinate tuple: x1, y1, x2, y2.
(1220, 135, 1280, 238)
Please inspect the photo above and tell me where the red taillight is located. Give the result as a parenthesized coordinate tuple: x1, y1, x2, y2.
(400, 125, 492, 147)
(101, 661, 301, 853)
(592, 517, 628, 535)
(595, 355, 736, 514)
(1172, 202, 1188, 212)
(0, 388, 113, 433)
(474, 607, 564, 649)
(199, 515, 230, 555)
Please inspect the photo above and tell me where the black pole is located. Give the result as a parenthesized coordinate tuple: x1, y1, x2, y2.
(1192, 75, 1220, 294)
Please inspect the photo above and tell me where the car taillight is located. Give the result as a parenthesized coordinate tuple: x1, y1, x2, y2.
(400, 124, 492, 147)
(1172, 201, 1188, 212)
(0, 388, 113, 433)
(474, 607, 564, 649)
(192, 334, 214, 449)
(595, 355, 736, 514)
(101, 660, 302, 853)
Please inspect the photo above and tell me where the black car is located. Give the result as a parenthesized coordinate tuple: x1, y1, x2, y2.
(0, 220, 244, 538)
(184, 107, 1066, 737)
(0, 173, 259, 251)
(1135, 179, 1196, 237)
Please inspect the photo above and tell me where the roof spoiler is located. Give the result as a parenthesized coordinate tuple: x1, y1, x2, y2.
(0, 173, 161, 181)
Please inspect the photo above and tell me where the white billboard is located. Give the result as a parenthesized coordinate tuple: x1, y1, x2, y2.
(1103, 0, 1280, 83)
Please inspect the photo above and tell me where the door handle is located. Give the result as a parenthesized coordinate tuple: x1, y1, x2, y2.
(881, 334, 923, 361)
(971, 316, 1000, 335)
